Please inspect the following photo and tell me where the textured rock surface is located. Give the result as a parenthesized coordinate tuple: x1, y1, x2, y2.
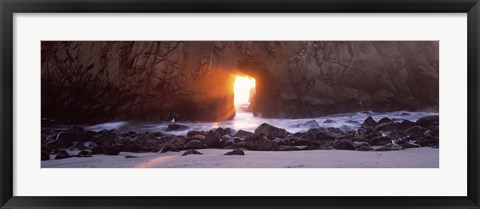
(41, 116, 439, 158)
(41, 41, 438, 122)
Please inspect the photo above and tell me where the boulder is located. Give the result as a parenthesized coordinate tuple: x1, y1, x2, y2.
(289, 139, 311, 146)
(415, 115, 439, 127)
(327, 127, 344, 135)
(361, 116, 377, 127)
(234, 130, 254, 138)
(405, 126, 427, 137)
(369, 136, 392, 146)
(51, 132, 93, 149)
(306, 128, 321, 135)
(213, 127, 231, 136)
(324, 119, 336, 124)
(424, 129, 433, 137)
(402, 141, 421, 149)
(223, 141, 234, 148)
(377, 117, 393, 125)
(335, 132, 360, 142)
(91, 146, 105, 155)
(287, 132, 306, 139)
(244, 133, 263, 142)
(242, 135, 279, 151)
(225, 128, 236, 136)
(224, 149, 245, 155)
(204, 131, 222, 148)
(299, 132, 316, 141)
(375, 122, 399, 132)
(221, 134, 233, 142)
(249, 137, 279, 151)
(386, 130, 406, 141)
(233, 137, 243, 143)
(416, 136, 439, 147)
(254, 123, 288, 139)
(125, 131, 138, 137)
(184, 140, 206, 149)
(358, 127, 382, 139)
(353, 141, 369, 148)
(191, 134, 206, 141)
(54, 150, 71, 160)
(181, 149, 203, 156)
(398, 120, 415, 130)
(333, 140, 355, 150)
(314, 130, 337, 141)
(106, 145, 120, 155)
(95, 132, 118, 146)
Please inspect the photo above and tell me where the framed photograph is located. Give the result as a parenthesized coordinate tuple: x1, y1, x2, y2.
(1, 0, 479, 208)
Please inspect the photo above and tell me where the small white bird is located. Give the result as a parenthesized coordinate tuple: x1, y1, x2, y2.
(171, 118, 175, 123)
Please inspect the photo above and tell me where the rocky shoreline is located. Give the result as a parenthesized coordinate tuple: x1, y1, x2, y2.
(41, 115, 439, 161)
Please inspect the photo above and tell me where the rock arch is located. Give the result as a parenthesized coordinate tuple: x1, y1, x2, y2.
(41, 41, 439, 123)
(235, 58, 277, 117)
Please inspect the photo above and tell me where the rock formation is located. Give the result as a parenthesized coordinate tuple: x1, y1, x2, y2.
(40, 115, 440, 157)
(41, 41, 438, 123)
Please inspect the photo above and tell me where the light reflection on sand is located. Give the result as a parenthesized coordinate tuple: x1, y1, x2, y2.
(133, 156, 177, 168)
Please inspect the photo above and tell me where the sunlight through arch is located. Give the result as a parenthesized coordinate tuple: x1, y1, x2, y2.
(233, 75, 256, 109)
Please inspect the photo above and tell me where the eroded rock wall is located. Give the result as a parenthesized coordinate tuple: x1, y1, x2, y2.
(41, 41, 438, 123)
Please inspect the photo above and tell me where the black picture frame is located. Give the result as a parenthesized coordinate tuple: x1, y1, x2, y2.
(1, 0, 479, 208)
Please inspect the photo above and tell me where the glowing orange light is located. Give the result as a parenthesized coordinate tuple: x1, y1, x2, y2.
(133, 156, 176, 168)
(234, 75, 256, 108)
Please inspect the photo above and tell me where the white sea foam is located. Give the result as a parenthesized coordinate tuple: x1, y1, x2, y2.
(85, 109, 438, 135)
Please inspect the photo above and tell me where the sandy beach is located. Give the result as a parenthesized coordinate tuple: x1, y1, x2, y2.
(42, 147, 439, 168)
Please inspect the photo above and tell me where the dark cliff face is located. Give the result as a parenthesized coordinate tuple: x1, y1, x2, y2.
(41, 41, 438, 123)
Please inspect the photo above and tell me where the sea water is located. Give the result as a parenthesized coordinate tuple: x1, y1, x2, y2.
(85, 106, 438, 136)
